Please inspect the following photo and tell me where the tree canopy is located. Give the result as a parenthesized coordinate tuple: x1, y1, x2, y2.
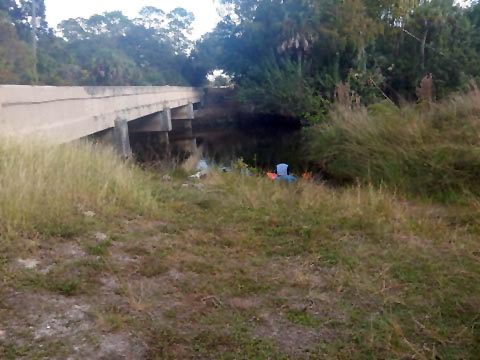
(0, 0, 200, 86)
(194, 0, 480, 119)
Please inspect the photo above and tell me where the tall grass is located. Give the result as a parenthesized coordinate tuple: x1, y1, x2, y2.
(0, 140, 158, 238)
(307, 90, 480, 201)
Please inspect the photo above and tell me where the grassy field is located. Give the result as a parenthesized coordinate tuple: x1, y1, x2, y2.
(0, 140, 479, 359)
(307, 90, 480, 202)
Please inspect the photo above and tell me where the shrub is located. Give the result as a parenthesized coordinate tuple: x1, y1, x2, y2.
(306, 91, 480, 201)
(236, 59, 329, 122)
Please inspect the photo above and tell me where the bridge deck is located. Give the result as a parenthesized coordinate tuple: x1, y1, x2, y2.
(0, 85, 203, 143)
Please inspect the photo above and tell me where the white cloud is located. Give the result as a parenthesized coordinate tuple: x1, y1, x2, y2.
(44, 0, 220, 38)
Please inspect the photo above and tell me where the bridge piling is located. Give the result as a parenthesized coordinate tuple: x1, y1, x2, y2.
(170, 102, 197, 154)
(113, 119, 132, 159)
(171, 102, 194, 132)
(129, 107, 172, 133)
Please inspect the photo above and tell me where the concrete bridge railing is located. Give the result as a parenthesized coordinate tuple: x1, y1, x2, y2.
(0, 85, 204, 149)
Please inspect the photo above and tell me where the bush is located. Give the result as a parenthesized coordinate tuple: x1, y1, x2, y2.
(306, 91, 480, 201)
(236, 59, 329, 122)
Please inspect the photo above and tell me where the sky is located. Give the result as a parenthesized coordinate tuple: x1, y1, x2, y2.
(44, 0, 221, 39)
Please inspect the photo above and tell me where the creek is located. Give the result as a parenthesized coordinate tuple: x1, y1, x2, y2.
(130, 118, 307, 174)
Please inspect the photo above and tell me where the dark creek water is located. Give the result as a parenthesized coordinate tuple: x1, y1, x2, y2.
(130, 122, 307, 173)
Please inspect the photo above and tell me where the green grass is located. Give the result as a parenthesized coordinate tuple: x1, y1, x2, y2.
(0, 140, 479, 359)
(86, 240, 112, 257)
(285, 309, 321, 327)
(15, 257, 107, 296)
(307, 91, 480, 201)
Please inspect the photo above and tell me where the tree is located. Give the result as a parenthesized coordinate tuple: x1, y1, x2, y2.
(0, 3, 200, 86)
(136, 6, 167, 33)
(166, 8, 195, 54)
(0, 11, 34, 83)
(195, 0, 480, 120)
(12, 0, 49, 41)
(56, 8, 195, 86)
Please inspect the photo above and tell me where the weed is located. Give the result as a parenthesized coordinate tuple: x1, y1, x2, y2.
(285, 309, 321, 328)
(37, 220, 87, 239)
(138, 253, 169, 278)
(163, 308, 178, 319)
(86, 240, 112, 257)
(228, 270, 271, 296)
(96, 305, 131, 332)
(49, 277, 81, 296)
(143, 327, 184, 360)
(183, 260, 218, 275)
(40, 258, 106, 296)
(189, 311, 280, 359)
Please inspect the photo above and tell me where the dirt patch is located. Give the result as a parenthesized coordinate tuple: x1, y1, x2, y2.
(2, 291, 93, 351)
(1, 289, 144, 359)
(98, 333, 145, 360)
(33, 303, 91, 340)
(254, 310, 329, 355)
(228, 296, 263, 310)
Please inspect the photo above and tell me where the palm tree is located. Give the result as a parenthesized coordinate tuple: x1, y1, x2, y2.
(276, 0, 317, 74)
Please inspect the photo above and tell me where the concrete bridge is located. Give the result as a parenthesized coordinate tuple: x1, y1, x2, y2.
(0, 85, 204, 156)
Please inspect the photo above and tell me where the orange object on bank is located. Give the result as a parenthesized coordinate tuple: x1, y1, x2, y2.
(266, 172, 278, 180)
(302, 172, 313, 180)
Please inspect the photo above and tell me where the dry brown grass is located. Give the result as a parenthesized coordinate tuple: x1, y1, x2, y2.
(0, 139, 158, 240)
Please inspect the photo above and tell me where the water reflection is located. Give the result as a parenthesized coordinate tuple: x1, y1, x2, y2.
(130, 123, 306, 173)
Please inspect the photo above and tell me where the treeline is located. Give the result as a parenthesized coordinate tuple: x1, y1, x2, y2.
(3, 0, 480, 118)
(195, 0, 480, 120)
(0, 0, 205, 86)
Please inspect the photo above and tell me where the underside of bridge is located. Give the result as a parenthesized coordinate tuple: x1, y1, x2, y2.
(110, 101, 198, 158)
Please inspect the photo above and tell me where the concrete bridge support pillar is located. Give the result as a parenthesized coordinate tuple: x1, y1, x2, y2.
(171, 102, 194, 119)
(158, 132, 170, 146)
(129, 108, 172, 147)
(170, 102, 197, 154)
(171, 102, 194, 132)
(130, 107, 172, 133)
(174, 138, 198, 154)
(113, 119, 132, 159)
